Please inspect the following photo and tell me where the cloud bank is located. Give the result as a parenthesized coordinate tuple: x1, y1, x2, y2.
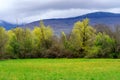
(0, 0, 120, 23)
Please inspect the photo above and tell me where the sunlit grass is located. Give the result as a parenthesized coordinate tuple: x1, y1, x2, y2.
(0, 59, 120, 80)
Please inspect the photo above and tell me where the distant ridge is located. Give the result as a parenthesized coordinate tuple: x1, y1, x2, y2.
(23, 12, 120, 34)
(0, 20, 16, 30)
(1, 12, 120, 34)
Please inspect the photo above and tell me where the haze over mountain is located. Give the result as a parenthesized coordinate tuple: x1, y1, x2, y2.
(1, 12, 120, 34)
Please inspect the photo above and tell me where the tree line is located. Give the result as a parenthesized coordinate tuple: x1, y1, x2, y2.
(0, 19, 120, 59)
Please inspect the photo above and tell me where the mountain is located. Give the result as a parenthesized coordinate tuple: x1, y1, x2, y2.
(0, 20, 16, 30)
(23, 12, 120, 35)
(1, 12, 120, 34)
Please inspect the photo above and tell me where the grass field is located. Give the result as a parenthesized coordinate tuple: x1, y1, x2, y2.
(0, 59, 120, 80)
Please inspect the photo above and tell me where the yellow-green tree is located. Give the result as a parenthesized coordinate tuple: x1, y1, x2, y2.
(6, 30, 17, 55)
(70, 19, 96, 57)
(6, 28, 33, 58)
(0, 27, 8, 55)
(94, 32, 115, 58)
(33, 21, 53, 50)
(61, 31, 69, 49)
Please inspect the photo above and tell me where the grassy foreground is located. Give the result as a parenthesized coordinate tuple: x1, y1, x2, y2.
(0, 59, 120, 80)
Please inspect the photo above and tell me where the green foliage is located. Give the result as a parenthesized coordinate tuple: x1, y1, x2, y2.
(31, 21, 54, 57)
(61, 31, 70, 49)
(0, 27, 8, 58)
(94, 32, 115, 58)
(6, 28, 33, 58)
(33, 21, 53, 49)
(70, 19, 96, 57)
(0, 19, 120, 59)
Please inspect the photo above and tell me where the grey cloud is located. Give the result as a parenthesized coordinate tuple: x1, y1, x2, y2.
(0, 0, 120, 23)
(12, 0, 120, 12)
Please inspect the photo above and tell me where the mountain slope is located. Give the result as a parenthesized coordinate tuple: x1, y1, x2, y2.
(0, 20, 16, 30)
(24, 12, 120, 34)
(1, 12, 120, 34)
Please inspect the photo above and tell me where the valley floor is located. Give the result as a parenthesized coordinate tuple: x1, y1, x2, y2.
(0, 59, 120, 80)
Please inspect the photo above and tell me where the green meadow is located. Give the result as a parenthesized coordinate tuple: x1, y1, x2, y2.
(0, 59, 120, 80)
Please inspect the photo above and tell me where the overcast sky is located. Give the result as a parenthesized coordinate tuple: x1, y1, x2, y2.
(0, 0, 120, 24)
